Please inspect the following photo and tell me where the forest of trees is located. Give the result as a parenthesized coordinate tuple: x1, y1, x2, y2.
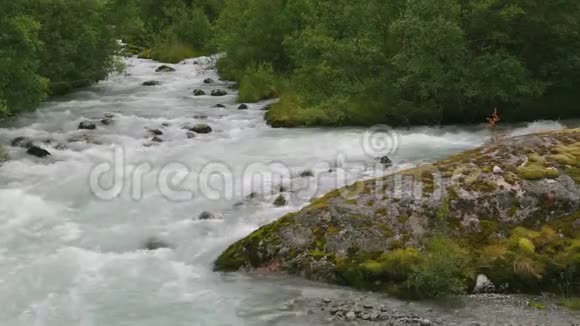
(2, 0, 580, 127)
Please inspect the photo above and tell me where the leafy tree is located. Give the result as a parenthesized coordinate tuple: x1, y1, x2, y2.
(0, 0, 46, 116)
(33, 0, 119, 94)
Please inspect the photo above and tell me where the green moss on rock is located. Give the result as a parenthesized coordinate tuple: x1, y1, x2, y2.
(214, 213, 296, 271)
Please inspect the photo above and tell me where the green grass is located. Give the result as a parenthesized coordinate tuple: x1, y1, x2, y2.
(139, 42, 205, 64)
(265, 94, 343, 127)
(561, 297, 580, 310)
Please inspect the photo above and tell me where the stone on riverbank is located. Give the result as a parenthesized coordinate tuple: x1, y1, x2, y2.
(215, 129, 580, 298)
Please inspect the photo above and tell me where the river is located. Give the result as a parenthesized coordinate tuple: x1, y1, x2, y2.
(0, 56, 578, 326)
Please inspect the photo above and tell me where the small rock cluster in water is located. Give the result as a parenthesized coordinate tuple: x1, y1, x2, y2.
(318, 299, 438, 325)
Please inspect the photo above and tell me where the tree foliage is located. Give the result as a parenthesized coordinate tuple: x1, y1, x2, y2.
(0, 0, 120, 116)
(217, 0, 580, 126)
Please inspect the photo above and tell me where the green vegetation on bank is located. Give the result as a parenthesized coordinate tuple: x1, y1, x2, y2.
(0, 0, 119, 117)
(109, 0, 222, 63)
(0, 0, 224, 117)
(215, 0, 580, 127)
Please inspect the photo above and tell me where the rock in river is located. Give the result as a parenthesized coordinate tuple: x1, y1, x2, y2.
(199, 211, 215, 220)
(156, 65, 176, 72)
(193, 89, 206, 96)
(27, 146, 51, 158)
(142, 80, 161, 86)
(211, 89, 227, 97)
(143, 237, 172, 251)
(11, 136, 34, 148)
(147, 128, 163, 136)
(203, 78, 215, 84)
(379, 155, 393, 167)
(273, 194, 287, 207)
(190, 124, 213, 134)
(238, 104, 249, 110)
(78, 120, 97, 130)
(214, 129, 580, 297)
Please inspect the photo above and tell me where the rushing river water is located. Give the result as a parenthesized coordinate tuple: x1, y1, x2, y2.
(0, 57, 578, 326)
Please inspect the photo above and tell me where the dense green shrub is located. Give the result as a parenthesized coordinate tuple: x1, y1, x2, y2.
(407, 238, 472, 297)
(34, 0, 119, 95)
(238, 64, 280, 103)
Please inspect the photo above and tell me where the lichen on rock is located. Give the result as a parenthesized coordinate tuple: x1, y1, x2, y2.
(214, 129, 580, 298)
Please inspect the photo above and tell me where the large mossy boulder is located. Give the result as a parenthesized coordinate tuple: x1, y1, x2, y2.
(215, 129, 580, 297)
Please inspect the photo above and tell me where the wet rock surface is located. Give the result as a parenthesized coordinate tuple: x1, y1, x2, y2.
(142, 80, 161, 86)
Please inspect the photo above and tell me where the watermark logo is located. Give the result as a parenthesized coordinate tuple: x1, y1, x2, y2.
(87, 125, 480, 204)
(362, 125, 400, 158)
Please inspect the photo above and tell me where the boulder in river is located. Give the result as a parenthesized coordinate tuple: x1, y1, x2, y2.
(300, 170, 314, 178)
(379, 155, 393, 167)
(26, 146, 51, 158)
(78, 120, 97, 130)
(199, 211, 215, 220)
(273, 194, 287, 207)
(186, 131, 196, 139)
(214, 129, 580, 298)
(212, 104, 226, 108)
(190, 124, 213, 134)
(156, 65, 176, 72)
(143, 237, 172, 251)
(147, 128, 163, 136)
(11, 136, 34, 148)
(142, 80, 161, 86)
(203, 78, 215, 84)
(211, 89, 227, 97)
(238, 104, 249, 110)
(193, 89, 206, 96)
(151, 136, 163, 143)
(101, 118, 114, 125)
